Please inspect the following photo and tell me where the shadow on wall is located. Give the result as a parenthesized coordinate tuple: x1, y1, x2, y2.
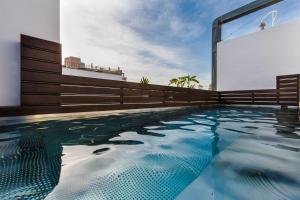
(0, 41, 21, 107)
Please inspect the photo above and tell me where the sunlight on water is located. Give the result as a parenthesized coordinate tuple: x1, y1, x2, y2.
(0, 106, 299, 200)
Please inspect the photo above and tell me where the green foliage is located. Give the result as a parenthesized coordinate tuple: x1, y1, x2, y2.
(140, 77, 150, 85)
(169, 75, 202, 88)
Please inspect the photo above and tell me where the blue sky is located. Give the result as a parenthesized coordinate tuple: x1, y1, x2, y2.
(61, 0, 300, 87)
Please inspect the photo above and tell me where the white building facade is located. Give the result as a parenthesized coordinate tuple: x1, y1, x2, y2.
(62, 67, 126, 81)
(0, 0, 60, 107)
(217, 19, 300, 91)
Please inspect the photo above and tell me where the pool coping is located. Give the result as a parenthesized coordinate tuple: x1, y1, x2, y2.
(0, 105, 217, 126)
(1, 105, 298, 127)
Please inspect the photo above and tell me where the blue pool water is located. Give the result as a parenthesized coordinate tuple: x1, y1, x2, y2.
(0, 106, 299, 200)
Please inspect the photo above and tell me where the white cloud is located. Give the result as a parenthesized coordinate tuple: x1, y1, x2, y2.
(61, 0, 210, 86)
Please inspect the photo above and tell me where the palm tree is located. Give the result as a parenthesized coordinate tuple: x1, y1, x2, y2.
(169, 78, 180, 87)
(181, 75, 200, 88)
(177, 76, 186, 87)
(169, 75, 200, 88)
(140, 77, 150, 85)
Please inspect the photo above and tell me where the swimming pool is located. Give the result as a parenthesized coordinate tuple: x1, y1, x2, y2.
(0, 106, 299, 200)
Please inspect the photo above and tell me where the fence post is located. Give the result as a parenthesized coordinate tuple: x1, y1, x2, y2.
(276, 76, 280, 105)
(188, 90, 191, 103)
(162, 90, 166, 105)
(218, 92, 221, 104)
(297, 74, 300, 121)
(120, 87, 124, 104)
(251, 91, 255, 104)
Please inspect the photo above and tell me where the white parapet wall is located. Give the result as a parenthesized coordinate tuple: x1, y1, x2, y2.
(0, 0, 60, 107)
(62, 67, 126, 81)
(217, 19, 300, 91)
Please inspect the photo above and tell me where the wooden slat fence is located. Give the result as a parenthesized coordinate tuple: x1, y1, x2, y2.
(59, 76, 219, 106)
(21, 35, 61, 107)
(277, 74, 300, 106)
(14, 35, 219, 116)
(0, 34, 299, 117)
(219, 74, 300, 106)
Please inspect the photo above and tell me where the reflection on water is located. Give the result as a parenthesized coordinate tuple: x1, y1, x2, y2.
(177, 108, 300, 200)
(0, 106, 299, 200)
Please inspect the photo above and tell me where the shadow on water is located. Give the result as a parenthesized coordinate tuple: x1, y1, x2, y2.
(0, 107, 208, 199)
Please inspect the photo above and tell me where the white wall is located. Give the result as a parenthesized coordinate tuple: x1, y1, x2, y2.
(217, 20, 300, 91)
(62, 68, 125, 81)
(0, 0, 60, 107)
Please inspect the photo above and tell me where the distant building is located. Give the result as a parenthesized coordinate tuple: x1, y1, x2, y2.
(63, 56, 127, 81)
(64, 56, 85, 68)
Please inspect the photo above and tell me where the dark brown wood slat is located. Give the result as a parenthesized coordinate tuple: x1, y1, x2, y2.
(221, 94, 252, 97)
(278, 83, 298, 88)
(140, 90, 165, 97)
(221, 89, 276, 94)
(123, 96, 164, 103)
(253, 93, 277, 97)
(22, 95, 60, 106)
(192, 95, 218, 99)
(191, 100, 218, 103)
(253, 97, 277, 101)
(278, 97, 299, 101)
(22, 83, 60, 94)
(164, 91, 189, 97)
(223, 101, 256, 105)
(191, 93, 219, 97)
(21, 34, 61, 53)
(278, 93, 298, 97)
(221, 98, 253, 101)
(22, 46, 61, 64)
(279, 79, 298, 84)
(123, 89, 145, 96)
(221, 95, 252, 98)
(22, 71, 60, 84)
(123, 89, 164, 97)
(254, 91, 278, 94)
(277, 74, 299, 79)
(171, 92, 189, 98)
(192, 96, 219, 100)
(223, 100, 297, 105)
(277, 84, 298, 89)
(220, 93, 253, 97)
(61, 96, 121, 104)
(191, 97, 217, 101)
(189, 89, 218, 95)
(22, 59, 61, 74)
(61, 75, 124, 88)
(278, 88, 298, 93)
(61, 85, 121, 95)
(170, 97, 190, 102)
(125, 82, 166, 91)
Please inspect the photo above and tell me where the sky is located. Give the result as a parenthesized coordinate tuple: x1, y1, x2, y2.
(61, 0, 300, 87)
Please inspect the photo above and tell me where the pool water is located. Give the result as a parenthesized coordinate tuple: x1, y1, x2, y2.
(0, 106, 299, 200)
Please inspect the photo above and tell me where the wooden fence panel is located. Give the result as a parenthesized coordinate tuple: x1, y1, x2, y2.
(21, 35, 61, 107)
(277, 74, 300, 106)
(0, 34, 293, 117)
(219, 76, 299, 106)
